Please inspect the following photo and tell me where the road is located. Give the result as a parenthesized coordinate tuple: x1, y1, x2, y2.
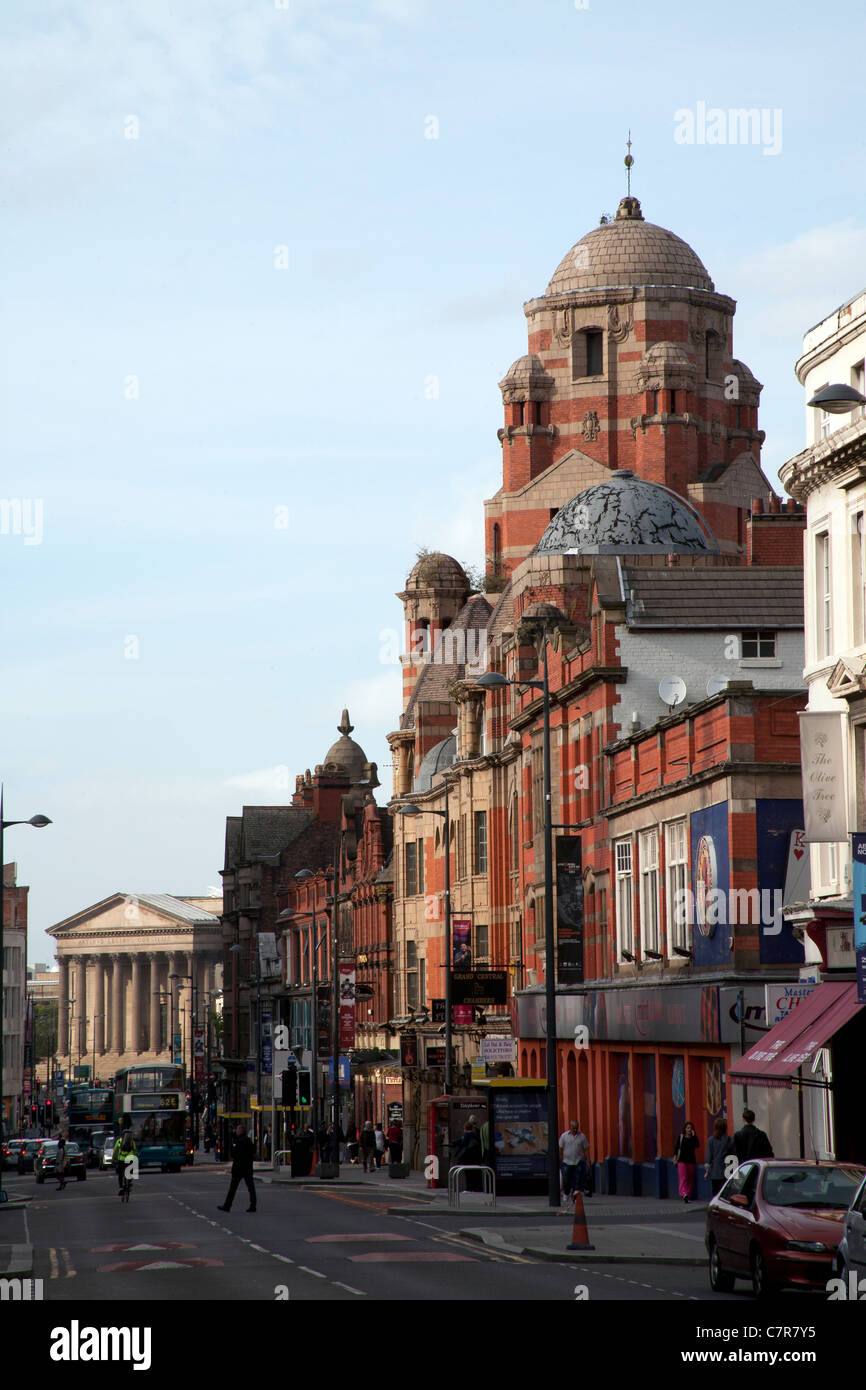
(2, 1160, 737, 1303)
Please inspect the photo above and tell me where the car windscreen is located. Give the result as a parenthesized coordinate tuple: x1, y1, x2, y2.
(763, 1166, 863, 1209)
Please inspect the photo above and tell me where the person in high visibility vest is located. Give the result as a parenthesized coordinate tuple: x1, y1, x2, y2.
(112, 1128, 137, 1195)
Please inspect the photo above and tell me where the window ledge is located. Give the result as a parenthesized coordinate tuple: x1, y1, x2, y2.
(739, 658, 781, 668)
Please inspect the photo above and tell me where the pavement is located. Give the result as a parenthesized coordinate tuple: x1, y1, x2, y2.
(263, 1160, 710, 1266)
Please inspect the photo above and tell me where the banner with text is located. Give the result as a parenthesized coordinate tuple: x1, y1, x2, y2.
(799, 712, 847, 842)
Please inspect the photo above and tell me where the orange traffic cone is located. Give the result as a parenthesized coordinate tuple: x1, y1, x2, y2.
(566, 1191, 595, 1251)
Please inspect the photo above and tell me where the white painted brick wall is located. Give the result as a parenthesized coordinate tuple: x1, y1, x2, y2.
(612, 626, 805, 734)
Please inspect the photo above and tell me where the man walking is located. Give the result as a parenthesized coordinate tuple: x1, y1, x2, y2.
(733, 1108, 774, 1163)
(218, 1122, 257, 1213)
(559, 1119, 590, 1206)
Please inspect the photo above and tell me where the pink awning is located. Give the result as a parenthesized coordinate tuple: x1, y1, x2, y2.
(728, 982, 863, 1090)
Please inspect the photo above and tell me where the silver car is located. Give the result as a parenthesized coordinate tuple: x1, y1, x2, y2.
(101, 1135, 117, 1169)
(835, 1172, 866, 1286)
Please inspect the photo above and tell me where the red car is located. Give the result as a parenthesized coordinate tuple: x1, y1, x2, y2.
(706, 1159, 866, 1297)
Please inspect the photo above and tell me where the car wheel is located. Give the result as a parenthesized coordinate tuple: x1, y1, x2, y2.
(708, 1239, 735, 1293)
(750, 1246, 777, 1299)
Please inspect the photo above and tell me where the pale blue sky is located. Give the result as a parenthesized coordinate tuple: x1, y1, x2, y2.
(4, 0, 866, 963)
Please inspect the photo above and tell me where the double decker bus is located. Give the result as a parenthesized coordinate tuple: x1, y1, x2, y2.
(113, 1064, 193, 1171)
(67, 1086, 115, 1161)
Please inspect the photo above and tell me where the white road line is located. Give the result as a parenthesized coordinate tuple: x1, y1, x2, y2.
(249, 1244, 268, 1253)
(332, 1282, 366, 1296)
(298, 1266, 327, 1279)
(273, 1255, 294, 1264)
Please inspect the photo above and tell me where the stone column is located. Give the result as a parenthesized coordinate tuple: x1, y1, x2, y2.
(131, 954, 144, 1054)
(112, 954, 124, 1055)
(94, 959, 106, 1055)
(57, 957, 69, 1057)
(77, 955, 88, 1063)
(148, 953, 161, 1055)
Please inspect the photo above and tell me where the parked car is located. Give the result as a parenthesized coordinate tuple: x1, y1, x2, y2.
(706, 1159, 866, 1297)
(35, 1141, 87, 1183)
(16, 1140, 43, 1174)
(834, 1171, 866, 1285)
(2, 1139, 27, 1171)
(84, 1130, 113, 1168)
(101, 1135, 117, 1169)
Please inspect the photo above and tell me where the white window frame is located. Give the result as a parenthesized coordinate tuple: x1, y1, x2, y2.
(614, 837, 634, 960)
(816, 530, 832, 660)
(665, 820, 689, 954)
(639, 828, 660, 956)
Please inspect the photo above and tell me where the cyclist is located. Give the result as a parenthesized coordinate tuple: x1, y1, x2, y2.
(112, 1128, 137, 1197)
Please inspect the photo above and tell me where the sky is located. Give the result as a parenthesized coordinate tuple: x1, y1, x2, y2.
(5, 0, 866, 965)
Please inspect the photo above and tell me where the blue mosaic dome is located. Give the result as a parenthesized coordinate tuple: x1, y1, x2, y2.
(537, 470, 718, 556)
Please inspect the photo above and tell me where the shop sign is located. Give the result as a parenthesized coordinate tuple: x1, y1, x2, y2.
(481, 1036, 516, 1064)
(799, 713, 847, 842)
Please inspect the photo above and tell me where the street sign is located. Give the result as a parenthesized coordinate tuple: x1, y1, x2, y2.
(481, 1036, 516, 1064)
(451, 971, 508, 1006)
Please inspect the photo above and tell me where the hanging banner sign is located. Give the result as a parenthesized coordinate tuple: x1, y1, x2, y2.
(851, 833, 866, 1004)
(555, 836, 584, 983)
(193, 1027, 205, 1083)
(260, 1006, 273, 1076)
(452, 920, 472, 969)
(339, 962, 356, 1049)
(799, 712, 847, 842)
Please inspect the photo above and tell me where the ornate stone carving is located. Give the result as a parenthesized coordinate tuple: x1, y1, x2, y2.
(608, 304, 633, 343)
(630, 415, 647, 439)
(711, 414, 721, 444)
(555, 307, 572, 345)
(583, 410, 600, 442)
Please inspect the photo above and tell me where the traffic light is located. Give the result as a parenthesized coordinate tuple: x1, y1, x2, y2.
(281, 1068, 297, 1107)
(297, 1070, 311, 1107)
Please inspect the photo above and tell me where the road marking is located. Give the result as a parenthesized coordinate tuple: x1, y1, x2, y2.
(331, 1282, 366, 1296)
(249, 1244, 268, 1253)
(348, 1251, 476, 1263)
(49, 1248, 58, 1280)
(309, 1189, 390, 1215)
(307, 1233, 414, 1243)
(273, 1254, 294, 1264)
(298, 1266, 327, 1278)
(96, 1258, 224, 1273)
(61, 1249, 75, 1278)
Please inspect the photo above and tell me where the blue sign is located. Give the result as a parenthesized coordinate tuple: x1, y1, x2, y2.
(851, 833, 866, 1004)
(326, 1057, 351, 1085)
(172, 1034, 183, 1065)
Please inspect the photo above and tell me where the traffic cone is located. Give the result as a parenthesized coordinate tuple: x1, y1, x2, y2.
(566, 1191, 595, 1251)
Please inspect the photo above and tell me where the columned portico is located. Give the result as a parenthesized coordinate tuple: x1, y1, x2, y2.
(58, 957, 69, 1056)
(131, 954, 145, 1053)
(149, 952, 163, 1055)
(76, 954, 88, 1061)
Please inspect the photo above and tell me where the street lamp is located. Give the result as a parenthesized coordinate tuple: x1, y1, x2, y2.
(397, 788, 453, 1094)
(476, 662, 561, 1208)
(807, 383, 866, 415)
(0, 792, 51, 1204)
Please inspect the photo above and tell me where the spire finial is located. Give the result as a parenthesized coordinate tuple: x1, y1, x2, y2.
(338, 709, 354, 737)
(625, 131, 633, 197)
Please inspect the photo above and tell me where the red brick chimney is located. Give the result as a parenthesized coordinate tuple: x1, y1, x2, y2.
(747, 496, 806, 566)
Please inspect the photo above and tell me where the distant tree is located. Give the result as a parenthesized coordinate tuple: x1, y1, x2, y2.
(33, 1000, 58, 1063)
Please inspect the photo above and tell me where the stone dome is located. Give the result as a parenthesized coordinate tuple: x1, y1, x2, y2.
(414, 735, 456, 793)
(405, 552, 469, 592)
(546, 197, 714, 297)
(537, 470, 718, 556)
(322, 710, 369, 782)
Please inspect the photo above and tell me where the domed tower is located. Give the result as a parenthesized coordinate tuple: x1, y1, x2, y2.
(486, 188, 770, 578)
(396, 552, 470, 714)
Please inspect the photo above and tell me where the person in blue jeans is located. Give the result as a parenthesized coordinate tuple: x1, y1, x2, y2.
(559, 1120, 590, 1202)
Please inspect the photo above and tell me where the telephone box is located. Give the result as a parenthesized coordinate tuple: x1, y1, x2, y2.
(426, 1094, 490, 1188)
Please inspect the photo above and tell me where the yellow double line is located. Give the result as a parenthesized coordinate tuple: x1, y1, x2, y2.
(48, 1248, 76, 1279)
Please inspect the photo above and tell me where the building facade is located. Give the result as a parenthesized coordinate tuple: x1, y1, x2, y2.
(2, 863, 29, 1133)
(386, 193, 817, 1184)
(47, 893, 223, 1086)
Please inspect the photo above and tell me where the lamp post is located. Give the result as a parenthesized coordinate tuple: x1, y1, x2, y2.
(807, 383, 866, 414)
(0, 792, 51, 1204)
(90, 1015, 104, 1084)
(476, 657, 561, 1208)
(170, 969, 200, 1137)
(397, 783, 452, 1094)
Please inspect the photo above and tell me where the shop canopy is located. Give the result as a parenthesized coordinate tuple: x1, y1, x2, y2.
(728, 982, 863, 1090)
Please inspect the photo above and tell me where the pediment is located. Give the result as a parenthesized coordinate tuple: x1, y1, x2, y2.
(48, 892, 222, 941)
(826, 654, 866, 700)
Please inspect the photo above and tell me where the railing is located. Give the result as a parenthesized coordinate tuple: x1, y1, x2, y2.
(448, 1164, 496, 1208)
(273, 1149, 292, 1171)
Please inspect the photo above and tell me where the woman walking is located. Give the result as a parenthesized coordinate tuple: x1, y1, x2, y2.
(705, 1117, 736, 1196)
(674, 1120, 700, 1203)
(55, 1136, 68, 1191)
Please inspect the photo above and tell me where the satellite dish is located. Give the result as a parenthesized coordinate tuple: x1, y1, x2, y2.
(658, 675, 687, 709)
(706, 676, 727, 698)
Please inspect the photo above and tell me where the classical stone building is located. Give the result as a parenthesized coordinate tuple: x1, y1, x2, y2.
(47, 893, 223, 1083)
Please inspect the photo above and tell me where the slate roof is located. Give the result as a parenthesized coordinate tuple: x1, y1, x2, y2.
(622, 566, 805, 629)
(134, 893, 221, 925)
(223, 805, 315, 870)
(401, 593, 492, 727)
(546, 198, 714, 296)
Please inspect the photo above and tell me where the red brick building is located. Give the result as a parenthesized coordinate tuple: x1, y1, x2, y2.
(387, 195, 814, 1183)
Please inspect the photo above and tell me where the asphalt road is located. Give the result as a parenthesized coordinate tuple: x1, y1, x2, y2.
(1, 1162, 742, 1303)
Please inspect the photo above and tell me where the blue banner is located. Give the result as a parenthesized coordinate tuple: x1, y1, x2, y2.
(261, 1005, 273, 1076)
(851, 833, 866, 1004)
(326, 1057, 350, 1085)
